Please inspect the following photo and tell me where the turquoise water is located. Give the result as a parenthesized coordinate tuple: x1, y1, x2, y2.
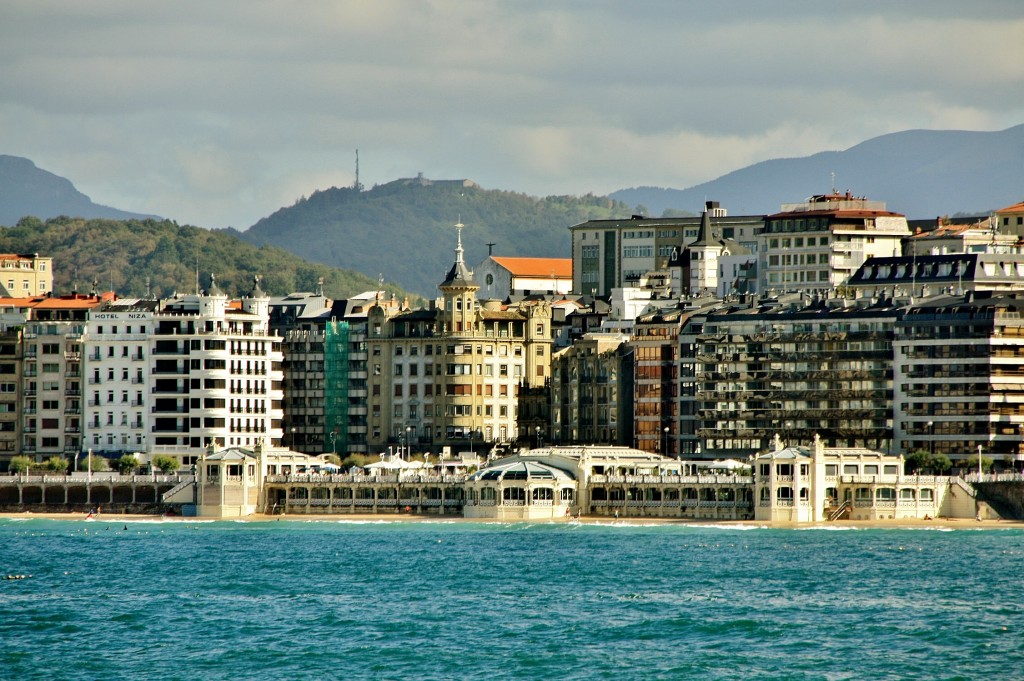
(2, 519, 1023, 680)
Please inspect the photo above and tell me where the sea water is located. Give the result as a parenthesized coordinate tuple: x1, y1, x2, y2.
(1, 519, 1022, 680)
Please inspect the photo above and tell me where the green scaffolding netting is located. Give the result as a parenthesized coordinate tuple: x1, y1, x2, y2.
(323, 320, 350, 456)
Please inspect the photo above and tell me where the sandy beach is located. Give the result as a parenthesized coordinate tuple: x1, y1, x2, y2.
(3, 510, 1022, 529)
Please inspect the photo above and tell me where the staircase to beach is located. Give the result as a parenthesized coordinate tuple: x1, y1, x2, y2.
(161, 476, 196, 504)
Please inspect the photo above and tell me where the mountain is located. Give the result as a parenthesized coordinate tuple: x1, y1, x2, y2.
(0, 216, 416, 302)
(611, 125, 1024, 219)
(0, 155, 160, 225)
(236, 177, 631, 297)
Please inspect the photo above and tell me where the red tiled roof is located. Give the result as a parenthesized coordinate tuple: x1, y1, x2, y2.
(32, 296, 104, 310)
(490, 257, 572, 278)
(0, 296, 47, 309)
(996, 201, 1024, 213)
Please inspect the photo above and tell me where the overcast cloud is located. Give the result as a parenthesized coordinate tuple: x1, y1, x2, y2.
(1, 1, 1022, 228)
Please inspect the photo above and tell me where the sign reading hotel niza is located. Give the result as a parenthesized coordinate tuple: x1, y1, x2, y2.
(91, 312, 150, 320)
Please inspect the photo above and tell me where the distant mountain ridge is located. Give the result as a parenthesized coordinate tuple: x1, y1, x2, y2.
(611, 125, 1024, 219)
(0, 155, 160, 225)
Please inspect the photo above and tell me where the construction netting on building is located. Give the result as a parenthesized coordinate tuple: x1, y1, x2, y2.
(324, 319, 350, 456)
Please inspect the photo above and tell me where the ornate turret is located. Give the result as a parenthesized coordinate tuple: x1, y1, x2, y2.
(242, 274, 270, 317)
(440, 221, 476, 289)
(439, 221, 480, 335)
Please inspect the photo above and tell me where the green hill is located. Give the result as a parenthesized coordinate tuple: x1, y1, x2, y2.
(237, 177, 633, 297)
(0, 216, 415, 302)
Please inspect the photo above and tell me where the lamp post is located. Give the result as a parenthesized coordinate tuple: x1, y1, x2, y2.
(663, 426, 670, 457)
(288, 426, 296, 450)
(535, 426, 542, 449)
(405, 425, 413, 460)
(926, 421, 934, 456)
(329, 431, 337, 458)
(978, 444, 983, 480)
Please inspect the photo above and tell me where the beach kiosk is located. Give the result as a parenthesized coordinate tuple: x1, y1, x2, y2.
(195, 442, 262, 517)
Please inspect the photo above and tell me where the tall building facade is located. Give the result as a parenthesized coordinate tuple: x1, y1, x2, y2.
(21, 295, 100, 461)
(143, 277, 283, 462)
(550, 332, 631, 447)
(894, 292, 1024, 466)
(695, 297, 898, 459)
(759, 192, 910, 293)
(83, 299, 157, 457)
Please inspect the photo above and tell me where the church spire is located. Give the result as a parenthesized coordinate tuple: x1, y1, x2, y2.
(440, 218, 476, 289)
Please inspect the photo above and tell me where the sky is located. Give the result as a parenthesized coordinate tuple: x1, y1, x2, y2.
(2, 1, 1023, 230)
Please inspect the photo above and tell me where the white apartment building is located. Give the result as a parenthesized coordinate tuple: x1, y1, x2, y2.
(759, 192, 910, 293)
(83, 300, 156, 456)
(145, 277, 284, 462)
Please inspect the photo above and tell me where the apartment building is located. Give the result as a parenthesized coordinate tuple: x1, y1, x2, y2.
(759, 192, 910, 293)
(893, 291, 1024, 467)
(0, 325, 24, 469)
(550, 332, 631, 447)
(570, 204, 763, 297)
(83, 299, 157, 456)
(0, 253, 52, 297)
(144, 277, 284, 462)
(631, 305, 684, 455)
(272, 289, 384, 457)
(21, 295, 102, 461)
(695, 295, 898, 459)
(366, 225, 552, 453)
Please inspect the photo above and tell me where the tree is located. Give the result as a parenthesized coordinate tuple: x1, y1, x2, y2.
(152, 454, 180, 473)
(323, 453, 342, 467)
(963, 454, 994, 474)
(43, 456, 69, 473)
(905, 449, 930, 474)
(87, 454, 110, 471)
(929, 453, 952, 474)
(116, 454, 139, 475)
(8, 455, 33, 474)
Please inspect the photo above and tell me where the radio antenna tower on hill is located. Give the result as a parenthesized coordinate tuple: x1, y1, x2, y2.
(354, 149, 363, 192)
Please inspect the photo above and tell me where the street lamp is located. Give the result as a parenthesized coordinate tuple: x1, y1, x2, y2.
(926, 421, 934, 456)
(663, 426, 670, 456)
(405, 425, 413, 460)
(288, 426, 296, 450)
(329, 431, 337, 457)
(535, 426, 542, 449)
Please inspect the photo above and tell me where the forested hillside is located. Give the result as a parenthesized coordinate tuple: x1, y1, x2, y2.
(237, 178, 632, 296)
(0, 216, 414, 301)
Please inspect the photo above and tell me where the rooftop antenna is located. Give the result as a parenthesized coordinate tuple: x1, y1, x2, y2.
(486, 242, 496, 256)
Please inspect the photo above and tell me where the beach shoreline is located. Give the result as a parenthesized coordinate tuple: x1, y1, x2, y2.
(2, 510, 1022, 529)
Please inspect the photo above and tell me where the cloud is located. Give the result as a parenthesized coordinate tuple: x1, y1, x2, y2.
(0, 1, 1022, 228)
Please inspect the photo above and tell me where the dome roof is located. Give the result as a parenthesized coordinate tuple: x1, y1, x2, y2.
(470, 459, 576, 482)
